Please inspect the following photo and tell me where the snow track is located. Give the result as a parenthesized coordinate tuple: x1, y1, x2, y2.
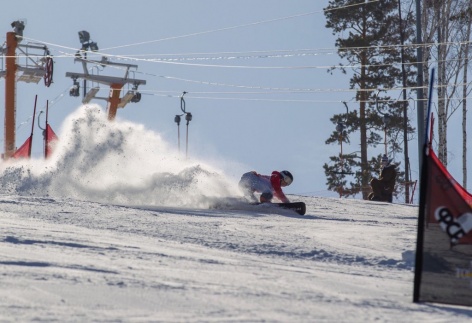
(1, 194, 471, 321)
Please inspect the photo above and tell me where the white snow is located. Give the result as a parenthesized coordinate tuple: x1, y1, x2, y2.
(0, 106, 471, 322)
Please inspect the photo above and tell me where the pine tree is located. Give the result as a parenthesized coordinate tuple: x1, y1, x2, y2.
(323, 0, 416, 199)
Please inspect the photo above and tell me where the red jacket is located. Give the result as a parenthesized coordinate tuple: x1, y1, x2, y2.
(255, 171, 289, 203)
(243, 171, 290, 203)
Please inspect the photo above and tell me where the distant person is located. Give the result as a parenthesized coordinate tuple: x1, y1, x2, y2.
(239, 170, 293, 203)
(368, 154, 397, 202)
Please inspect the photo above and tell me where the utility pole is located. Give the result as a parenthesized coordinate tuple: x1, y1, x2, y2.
(4, 31, 18, 159)
(416, 0, 425, 174)
(0, 21, 53, 159)
(398, 0, 410, 203)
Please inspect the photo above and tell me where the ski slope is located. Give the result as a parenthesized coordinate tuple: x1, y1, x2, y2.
(0, 106, 471, 321)
(1, 194, 471, 322)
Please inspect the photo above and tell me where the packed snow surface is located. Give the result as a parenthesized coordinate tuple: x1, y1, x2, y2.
(0, 106, 471, 322)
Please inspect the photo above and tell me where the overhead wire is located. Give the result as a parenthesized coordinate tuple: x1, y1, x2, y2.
(4, 0, 470, 114)
(112, 48, 338, 58)
(147, 91, 472, 105)
(98, 0, 381, 52)
(2, 47, 467, 79)
(14, 86, 70, 132)
(19, 35, 467, 71)
(18, 56, 466, 107)
(1, 0, 469, 157)
(20, 36, 449, 59)
(0, 86, 71, 148)
(8, 35, 472, 105)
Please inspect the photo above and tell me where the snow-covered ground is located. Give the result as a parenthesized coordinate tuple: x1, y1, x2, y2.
(1, 106, 471, 322)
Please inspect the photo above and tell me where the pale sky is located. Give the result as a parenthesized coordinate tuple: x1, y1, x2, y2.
(0, 0, 460, 201)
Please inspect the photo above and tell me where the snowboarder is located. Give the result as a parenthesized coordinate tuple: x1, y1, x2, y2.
(238, 170, 293, 203)
(368, 154, 397, 202)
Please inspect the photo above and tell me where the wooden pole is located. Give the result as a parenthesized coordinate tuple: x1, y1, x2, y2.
(4, 32, 18, 159)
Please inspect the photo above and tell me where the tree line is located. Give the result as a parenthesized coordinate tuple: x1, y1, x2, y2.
(322, 0, 472, 202)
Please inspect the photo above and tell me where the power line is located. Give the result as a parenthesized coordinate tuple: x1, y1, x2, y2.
(99, 1, 381, 52)
(19, 35, 470, 72)
(145, 90, 472, 105)
(110, 48, 337, 57)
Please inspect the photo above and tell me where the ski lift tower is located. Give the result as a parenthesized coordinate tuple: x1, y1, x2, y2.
(65, 31, 146, 121)
(0, 21, 54, 159)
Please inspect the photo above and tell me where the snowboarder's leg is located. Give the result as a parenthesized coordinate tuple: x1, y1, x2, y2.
(260, 191, 273, 203)
(238, 172, 258, 203)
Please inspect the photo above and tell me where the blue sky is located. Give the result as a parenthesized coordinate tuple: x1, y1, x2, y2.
(0, 0, 457, 200)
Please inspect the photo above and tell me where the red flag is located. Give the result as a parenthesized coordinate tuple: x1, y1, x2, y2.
(426, 149, 472, 245)
(11, 96, 37, 160)
(12, 136, 32, 159)
(430, 150, 472, 206)
(45, 124, 58, 158)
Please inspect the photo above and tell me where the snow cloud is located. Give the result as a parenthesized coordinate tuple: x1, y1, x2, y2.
(0, 105, 240, 207)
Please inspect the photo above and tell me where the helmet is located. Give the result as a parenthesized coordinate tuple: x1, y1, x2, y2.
(280, 170, 293, 186)
(381, 154, 390, 166)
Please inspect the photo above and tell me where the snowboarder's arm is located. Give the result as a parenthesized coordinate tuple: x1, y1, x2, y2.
(271, 172, 290, 203)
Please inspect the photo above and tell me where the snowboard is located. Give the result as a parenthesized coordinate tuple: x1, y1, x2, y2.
(209, 198, 306, 215)
(257, 202, 306, 215)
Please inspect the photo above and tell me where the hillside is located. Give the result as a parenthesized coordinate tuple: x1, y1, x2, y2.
(2, 193, 471, 322)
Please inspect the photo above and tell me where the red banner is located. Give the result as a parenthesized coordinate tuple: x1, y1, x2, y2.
(426, 149, 472, 245)
(45, 124, 58, 158)
(12, 136, 32, 159)
(430, 150, 472, 206)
